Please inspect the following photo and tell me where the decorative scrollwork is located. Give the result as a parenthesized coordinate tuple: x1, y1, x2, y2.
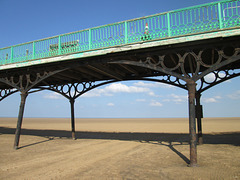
(155, 75, 187, 89)
(45, 81, 95, 99)
(0, 88, 18, 101)
(0, 68, 68, 95)
(196, 69, 240, 93)
(198, 48, 222, 68)
(159, 53, 181, 71)
(140, 44, 240, 82)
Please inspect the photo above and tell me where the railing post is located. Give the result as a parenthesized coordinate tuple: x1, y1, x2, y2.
(32, 42, 35, 59)
(167, 12, 172, 37)
(89, 28, 92, 50)
(218, 3, 223, 29)
(58, 35, 61, 55)
(125, 21, 128, 44)
(11, 47, 13, 63)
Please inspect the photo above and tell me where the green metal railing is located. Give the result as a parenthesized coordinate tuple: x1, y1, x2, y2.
(0, 0, 240, 66)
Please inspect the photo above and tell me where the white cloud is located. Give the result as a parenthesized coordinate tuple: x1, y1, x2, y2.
(82, 82, 150, 98)
(133, 81, 174, 89)
(163, 94, 187, 104)
(148, 91, 159, 97)
(203, 98, 217, 103)
(107, 103, 114, 106)
(43, 92, 64, 99)
(133, 81, 157, 87)
(136, 99, 146, 102)
(105, 83, 149, 93)
(204, 73, 217, 83)
(204, 72, 230, 83)
(82, 89, 102, 97)
(202, 96, 221, 103)
(80, 81, 180, 99)
(150, 100, 163, 107)
(227, 90, 240, 100)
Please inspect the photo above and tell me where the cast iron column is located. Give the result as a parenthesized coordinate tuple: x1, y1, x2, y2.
(187, 81, 197, 167)
(70, 98, 76, 140)
(196, 92, 203, 145)
(14, 92, 28, 149)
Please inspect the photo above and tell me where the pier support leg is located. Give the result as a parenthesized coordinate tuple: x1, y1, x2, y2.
(196, 93, 203, 145)
(14, 92, 28, 149)
(187, 81, 197, 167)
(70, 98, 76, 140)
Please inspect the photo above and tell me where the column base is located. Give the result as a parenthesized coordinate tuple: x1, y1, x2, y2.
(198, 136, 203, 145)
(188, 163, 198, 167)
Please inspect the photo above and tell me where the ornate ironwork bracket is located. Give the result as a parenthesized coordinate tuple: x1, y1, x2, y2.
(196, 69, 240, 93)
(0, 69, 67, 92)
(0, 88, 18, 102)
(37, 81, 95, 100)
(0, 68, 68, 149)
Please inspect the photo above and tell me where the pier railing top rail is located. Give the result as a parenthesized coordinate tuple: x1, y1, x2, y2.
(0, 0, 240, 66)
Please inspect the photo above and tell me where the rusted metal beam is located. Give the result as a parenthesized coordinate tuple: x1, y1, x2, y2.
(110, 60, 185, 81)
(87, 65, 123, 80)
(53, 74, 72, 82)
(77, 67, 103, 80)
(59, 71, 82, 82)
(118, 64, 139, 76)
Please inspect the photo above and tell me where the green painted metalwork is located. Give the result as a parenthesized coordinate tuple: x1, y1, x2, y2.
(89, 29, 92, 50)
(218, 3, 224, 29)
(10, 47, 13, 63)
(58, 35, 61, 55)
(167, 13, 171, 37)
(125, 21, 128, 44)
(0, 0, 239, 66)
(32, 42, 35, 60)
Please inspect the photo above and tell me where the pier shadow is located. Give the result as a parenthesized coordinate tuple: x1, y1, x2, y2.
(18, 138, 55, 149)
(1, 127, 239, 146)
(1, 127, 240, 165)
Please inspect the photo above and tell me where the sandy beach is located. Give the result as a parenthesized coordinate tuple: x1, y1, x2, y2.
(0, 117, 240, 179)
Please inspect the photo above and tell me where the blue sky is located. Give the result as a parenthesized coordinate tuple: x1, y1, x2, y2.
(0, 0, 240, 118)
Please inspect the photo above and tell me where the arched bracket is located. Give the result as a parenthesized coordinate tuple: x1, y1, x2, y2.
(110, 60, 187, 82)
(110, 47, 240, 85)
(197, 69, 240, 93)
(31, 76, 188, 141)
(36, 81, 95, 100)
(195, 54, 240, 82)
(0, 88, 18, 102)
(0, 68, 69, 93)
(35, 76, 188, 101)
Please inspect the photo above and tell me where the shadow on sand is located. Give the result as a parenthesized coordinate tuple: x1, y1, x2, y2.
(1, 127, 240, 165)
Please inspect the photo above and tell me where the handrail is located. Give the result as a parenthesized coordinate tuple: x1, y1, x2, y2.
(0, 0, 239, 66)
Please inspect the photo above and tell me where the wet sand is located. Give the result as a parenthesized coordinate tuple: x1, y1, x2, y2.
(0, 117, 240, 179)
